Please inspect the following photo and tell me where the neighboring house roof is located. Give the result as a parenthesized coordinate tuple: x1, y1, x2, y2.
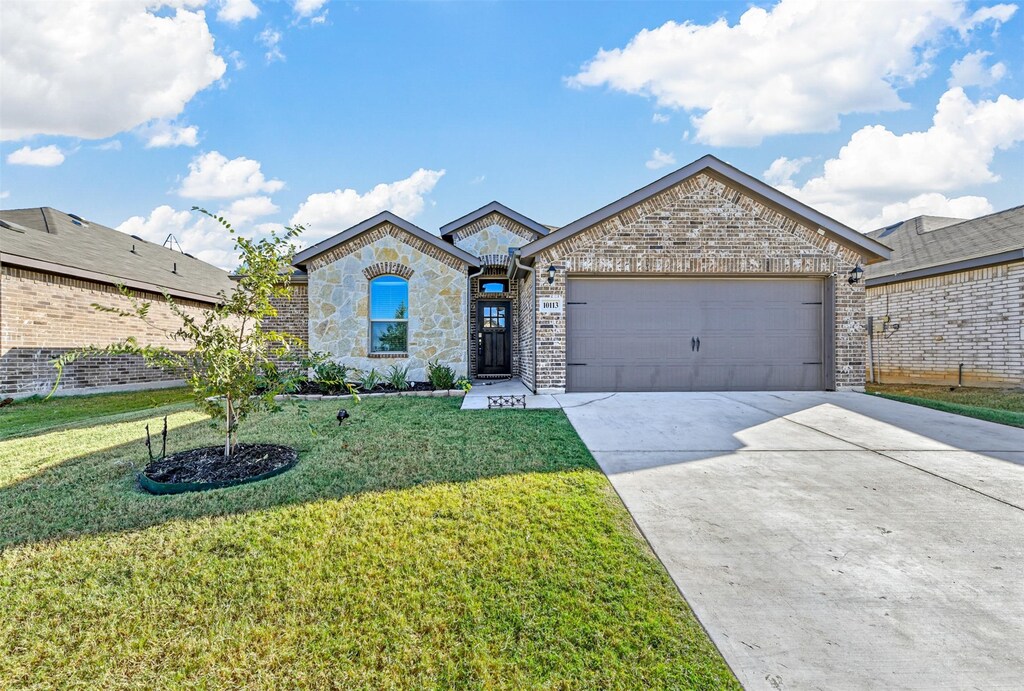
(0, 207, 235, 303)
(516, 154, 891, 264)
(439, 201, 551, 241)
(292, 211, 479, 268)
(864, 205, 1024, 286)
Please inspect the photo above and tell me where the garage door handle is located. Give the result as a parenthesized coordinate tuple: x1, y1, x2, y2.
(691, 337, 696, 352)
(695, 337, 701, 352)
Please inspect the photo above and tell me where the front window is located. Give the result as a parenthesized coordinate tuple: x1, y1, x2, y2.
(369, 276, 408, 353)
(480, 279, 508, 293)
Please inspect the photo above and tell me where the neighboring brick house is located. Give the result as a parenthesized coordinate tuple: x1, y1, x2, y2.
(864, 206, 1024, 388)
(290, 155, 890, 392)
(0, 207, 236, 396)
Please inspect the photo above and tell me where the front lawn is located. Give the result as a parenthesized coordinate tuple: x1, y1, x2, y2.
(0, 386, 193, 441)
(866, 383, 1024, 428)
(0, 394, 737, 689)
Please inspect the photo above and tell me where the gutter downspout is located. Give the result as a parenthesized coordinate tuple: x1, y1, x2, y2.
(510, 251, 536, 392)
(467, 265, 485, 379)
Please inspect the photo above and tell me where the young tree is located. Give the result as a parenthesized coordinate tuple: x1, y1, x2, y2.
(53, 210, 305, 461)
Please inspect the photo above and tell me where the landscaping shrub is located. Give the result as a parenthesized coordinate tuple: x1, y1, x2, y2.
(427, 360, 456, 390)
(313, 359, 355, 394)
(385, 364, 412, 391)
(359, 368, 384, 392)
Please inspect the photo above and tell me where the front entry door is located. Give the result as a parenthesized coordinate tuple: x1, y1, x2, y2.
(478, 300, 512, 375)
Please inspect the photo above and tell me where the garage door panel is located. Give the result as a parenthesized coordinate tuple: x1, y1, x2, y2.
(566, 278, 824, 392)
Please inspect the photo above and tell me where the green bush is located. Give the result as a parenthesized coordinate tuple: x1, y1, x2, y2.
(385, 364, 411, 391)
(313, 359, 353, 394)
(426, 360, 456, 390)
(359, 368, 384, 392)
(454, 376, 472, 393)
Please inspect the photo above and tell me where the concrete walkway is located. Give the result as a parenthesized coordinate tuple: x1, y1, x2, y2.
(558, 391, 1024, 690)
(460, 378, 560, 410)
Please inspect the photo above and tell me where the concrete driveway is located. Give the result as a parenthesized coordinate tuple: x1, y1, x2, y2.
(556, 391, 1024, 690)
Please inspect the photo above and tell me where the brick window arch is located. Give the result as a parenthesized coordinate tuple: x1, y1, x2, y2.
(363, 262, 414, 280)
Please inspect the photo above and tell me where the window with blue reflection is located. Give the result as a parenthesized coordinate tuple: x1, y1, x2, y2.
(369, 276, 408, 352)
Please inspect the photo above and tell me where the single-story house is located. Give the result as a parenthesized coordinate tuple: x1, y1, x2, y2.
(0, 207, 236, 396)
(286, 155, 890, 393)
(865, 206, 1023, 388)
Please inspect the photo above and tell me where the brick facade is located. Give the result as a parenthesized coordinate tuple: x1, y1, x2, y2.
(467, 270, 520, 377)
(866, 261, 1024, 387)
(1, 265, 213, 395)
(521, 172, 867, 392)
(451, 213, 539, 378)
(265, 281, 309, 365)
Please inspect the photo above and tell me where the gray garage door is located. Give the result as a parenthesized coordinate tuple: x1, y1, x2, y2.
(566, 278, 826, 392)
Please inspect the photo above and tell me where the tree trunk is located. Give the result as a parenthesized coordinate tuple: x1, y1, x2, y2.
(224, 394, 233, 461)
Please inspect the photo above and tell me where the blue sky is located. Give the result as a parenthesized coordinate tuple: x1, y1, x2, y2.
(2, 0, 1022, 268)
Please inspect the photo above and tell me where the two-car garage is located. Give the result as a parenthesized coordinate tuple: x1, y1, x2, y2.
(511, 156, 892, 394)
(565, 277, 832, 393)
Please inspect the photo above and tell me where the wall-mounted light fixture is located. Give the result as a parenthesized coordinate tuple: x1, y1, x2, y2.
(547, 265, 557, 284)
(848, 264, 864, 284)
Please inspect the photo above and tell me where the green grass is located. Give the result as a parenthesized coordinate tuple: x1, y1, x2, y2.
(0, 387, 193, 441)
(866, 384, 1024, 428)
(0, 395, 737, 689)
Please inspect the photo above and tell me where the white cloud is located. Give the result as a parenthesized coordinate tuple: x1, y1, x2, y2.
(645, 148, 676, 170)
(228, 50, 246, 70)
(117, 197, 280, 270)
(0, 190, 10, 200)
(293, 0, 328, 18)
(221, 195, 280, 224)
(140, 121, 200, 148)
(763, 156, 811, 186)
(652, 113, 670, 124)
(0, 1, 226, 141)
(7, 145, 65, 166)
(949, 50, 1007, 87)
(218, 0, 259, 24)
(95, 140, 122, 151)
(291, 169, 445, 239)
(257, 26, 285, 63)
(777, 88, 1024, 229)
(872, 193, 993, 227)
(177, 151, 285, 199)
(568, 0, 1017, 146)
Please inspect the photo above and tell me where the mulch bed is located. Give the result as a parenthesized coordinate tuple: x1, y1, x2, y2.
(143, 444, 297, 485)
(290, 381, 438, 395)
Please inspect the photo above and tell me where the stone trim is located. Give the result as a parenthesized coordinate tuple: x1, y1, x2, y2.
(362, 262, 415, 280)
(367, 352, 409, 359)
(307, 223, 469, 273)
(449, 212, 539, 245)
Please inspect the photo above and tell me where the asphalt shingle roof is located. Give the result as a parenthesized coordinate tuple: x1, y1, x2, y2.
(864, 205, 1024, 283)
(0, 207, 235, 302)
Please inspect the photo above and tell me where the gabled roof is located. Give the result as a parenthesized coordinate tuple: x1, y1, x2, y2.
(516, 154, 891, 263)
(292, 211, 479, 268)
(439, 201, 550, 241)
(0, 207, 236, 303)
(865, 205, 1024, 286)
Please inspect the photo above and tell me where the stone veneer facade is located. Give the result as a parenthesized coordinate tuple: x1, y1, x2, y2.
(866, 261, 1023, 387)
(521, 172, 868, 392)
(305, 222, 469, 381)
(1, 265, 212, 395)
(450, 213, 539, 377)
(449, 213, 538, 267)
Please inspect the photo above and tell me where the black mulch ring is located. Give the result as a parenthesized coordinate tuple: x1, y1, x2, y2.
(143, 444, 298, 485)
